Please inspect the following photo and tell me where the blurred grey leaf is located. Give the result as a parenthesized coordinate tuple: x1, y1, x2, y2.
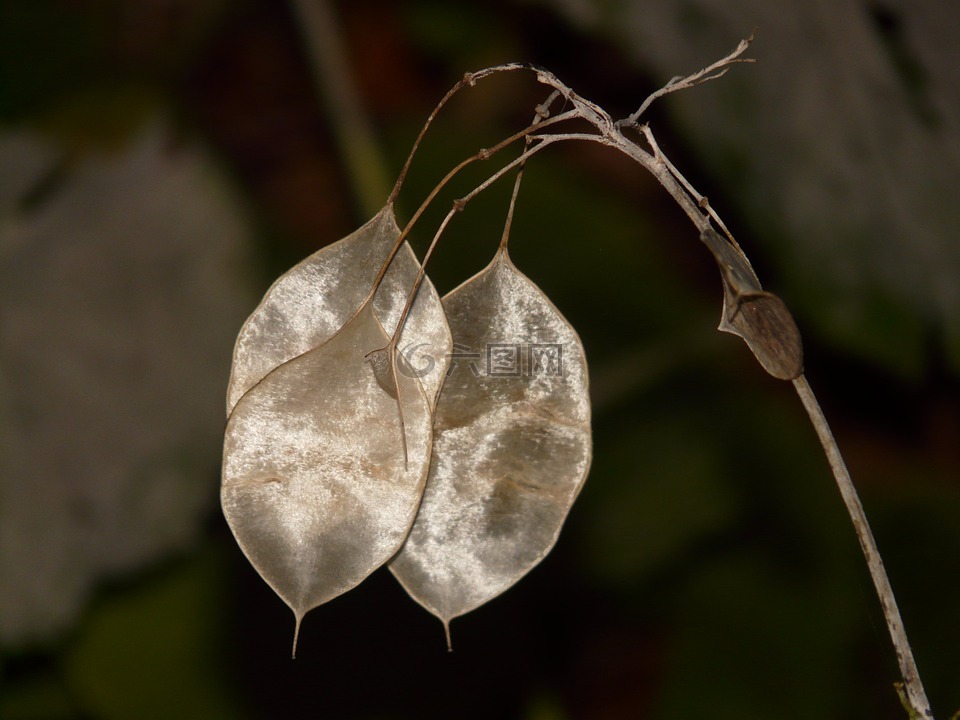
(0, 120, 256, 645)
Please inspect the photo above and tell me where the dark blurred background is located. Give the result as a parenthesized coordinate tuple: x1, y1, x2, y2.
(1, 1, 958, 718)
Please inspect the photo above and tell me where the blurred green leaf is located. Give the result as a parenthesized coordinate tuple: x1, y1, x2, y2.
(654, 552, 861, 720)
(523, 691, 569, 720)
(64, 546, 246, 720)
(580, 412, 738, 587)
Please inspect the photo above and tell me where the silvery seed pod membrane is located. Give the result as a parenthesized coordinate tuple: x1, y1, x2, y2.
(226, 205, 451, 415)
(390, 248, 592, 643)
(222, 303, 433, 654)
(221, 204, 450, 654)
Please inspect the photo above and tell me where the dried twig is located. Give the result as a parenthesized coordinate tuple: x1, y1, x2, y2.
(394, 35, 934, 719)
(618, 32, 756, 126)
(292, 27, 933, 715)
(796, 376, 933, 718)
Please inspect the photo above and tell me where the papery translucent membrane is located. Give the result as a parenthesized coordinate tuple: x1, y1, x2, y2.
(226, 204, 450, 415)
(390, 250, 592, 641)
(222, 304, 433, 653)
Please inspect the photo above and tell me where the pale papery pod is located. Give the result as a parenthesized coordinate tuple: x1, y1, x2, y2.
(226, 204, 450, 414)
(390, 248, 592, 641)
(222, 302, 433, 653)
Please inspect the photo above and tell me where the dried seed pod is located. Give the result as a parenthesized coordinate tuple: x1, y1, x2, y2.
(700, 227, 803, 380)
(222, 303, 433, 654)
(390, 248, 592, 642)
(226, 205, 450, 414)
(221, 204, 451, 653)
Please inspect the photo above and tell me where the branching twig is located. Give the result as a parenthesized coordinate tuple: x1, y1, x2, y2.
(618, 32, 756, 127)
(334, 34, 936, 717)
(637, 124, 741, 251)
(436, 37, 934, 719)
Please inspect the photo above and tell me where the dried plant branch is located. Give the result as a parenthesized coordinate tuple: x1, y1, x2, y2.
(637, 124, 741, 251)
(388, 116, 581, 341)
(618, 32, 757, 127)
(355, 109, 578, 328)
(389, 64, 563, 203)
(498, 93, 554, 251)
(795, 375, 933, 718)
(273, 26, 937, 714)
(622, 55, 932, 718)
(416, 37, 934, 718)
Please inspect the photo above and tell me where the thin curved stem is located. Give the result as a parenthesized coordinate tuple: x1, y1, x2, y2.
(362, 109, 581, 309)
(388, 78, 468, 205)
(389, 63, 558, 203)
(498, 94, 555, 253)
(527, 49, 935, 719)
(373, 42, 937, 718)
(637, 124, 741, 251)
(793, 374, 933, 719)
(388, 129, 582, 345)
